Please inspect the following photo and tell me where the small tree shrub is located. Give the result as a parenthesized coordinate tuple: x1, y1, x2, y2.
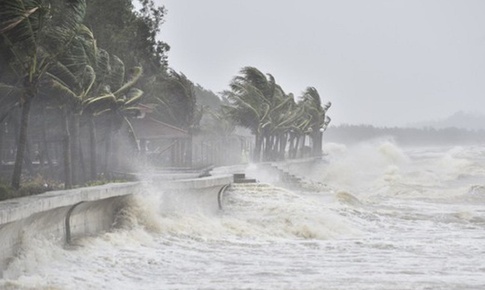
(16, 175, 62, 197)
(0, 182, 15, 201)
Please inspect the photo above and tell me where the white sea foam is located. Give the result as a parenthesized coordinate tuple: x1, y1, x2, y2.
(2, 143, 485, 289)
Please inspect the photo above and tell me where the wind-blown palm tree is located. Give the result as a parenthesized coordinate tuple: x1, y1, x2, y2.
(81, 48, 111, 180)
(0, 0, 86, 189)
(154, 70, 200, 129)
(154, 69, 202, 166)
(266, 92, 301, 160)
(301, 87, 331, 156)
(223, 66, 280, 162)
(83, 57, 143, 175)
(43, 24, 97, 187)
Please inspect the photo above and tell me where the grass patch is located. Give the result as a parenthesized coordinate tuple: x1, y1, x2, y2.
(16, 175, 62, 197)
(0, 174, 131, 202)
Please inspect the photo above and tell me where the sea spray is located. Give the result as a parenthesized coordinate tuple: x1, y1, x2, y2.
(318, 140, 409, 194)
(222, 184, 360, 240)
(2, 234, 64, 280)
(114, 188, 163, 233)
(2, 144, 485, 289)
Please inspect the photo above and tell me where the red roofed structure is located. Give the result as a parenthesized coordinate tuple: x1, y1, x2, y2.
(130, 117, 188, 140)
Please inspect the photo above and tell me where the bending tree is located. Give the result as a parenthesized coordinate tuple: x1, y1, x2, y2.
(223, 67, 279, 162)
(0, 0, 87, 189)
(44, 25, 97, 187)
(301, 87, 331, 156)
(83, 57, 143, 175)
(153, 69, 202, 166)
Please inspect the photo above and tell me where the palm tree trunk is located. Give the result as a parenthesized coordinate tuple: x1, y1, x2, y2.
(0, 122, 4, 172)
(186, 134, 193, 167)
(271, 135, 278, 160)
(179, 139, 185, 167)
(279, 134, 287, 160)
(315, 131, 323, 156)
(103, 117, 112, 175)
(170, 139, 176, 167)
(293, 135, 300, 159)
(111, 133, 119, 171)
(23, 140, 34, 175)
(70, 113, 80, 185)
(62, 108, 72, 189)
(79, 144, 86, 183)
(288, 133, 296, 159)
(88, 117, 97, 180)
(253, 133, 262, 162)
(299, 135, 306, 158)
(264, 134, 273, 161)
(40, 107, 53, 174)
(11, 99, 32, 189)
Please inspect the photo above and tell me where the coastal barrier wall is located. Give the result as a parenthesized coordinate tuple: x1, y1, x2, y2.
(0, 182, 140, 275)
(0, 158, 319, 276)
(242, 157, 324, 185)
(154, 175, 233, 214)
(0, 175, 233, 276)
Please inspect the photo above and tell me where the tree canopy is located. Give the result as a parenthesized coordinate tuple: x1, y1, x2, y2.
(0, 0, 332, 195)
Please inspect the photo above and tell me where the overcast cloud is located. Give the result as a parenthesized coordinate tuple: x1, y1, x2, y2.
(156, 0, 485, 126)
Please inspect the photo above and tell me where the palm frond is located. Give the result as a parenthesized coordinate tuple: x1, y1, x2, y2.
(122, 115, 140, 151)
(48, 61, 79, 90)
(43, 0, 87, 54)
(77, 24, 96, 64)
(48, 77, 81, 106)
(81, 65, 96, 97)
(113, 66, 142, 96)
(107, 54, 124, 91)
(83, 93, 116, 112)
(125, 88, 144, 106)
(93, 108, 111, 116)
(0, 82, 23, 100)
(95, 49, 110, 83)
(0, 0, 45, 38)
(0, 6, 40, 34)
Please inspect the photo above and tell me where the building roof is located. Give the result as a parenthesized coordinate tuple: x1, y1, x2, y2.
(131, 117, 188, 139)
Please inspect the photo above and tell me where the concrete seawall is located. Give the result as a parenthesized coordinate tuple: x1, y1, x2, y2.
(0, 175, 233, 275)
(155, 175, 233, 214)
(0, 182, 140, 275)
(0, 160, 318, 276)
(242, 157, 325, 187)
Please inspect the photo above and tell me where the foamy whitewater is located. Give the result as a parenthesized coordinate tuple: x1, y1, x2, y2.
(2, 142, 485, 289)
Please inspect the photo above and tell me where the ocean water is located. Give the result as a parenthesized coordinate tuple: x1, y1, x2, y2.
(1, 142, 485, 289)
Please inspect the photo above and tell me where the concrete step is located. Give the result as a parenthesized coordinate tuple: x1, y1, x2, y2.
(233, 178, 257, 184)
(228, 183, 272, 191)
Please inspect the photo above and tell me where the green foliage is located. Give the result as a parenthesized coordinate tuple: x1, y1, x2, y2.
(0, 182, 14, 201)
(301, 86, 332, 132)
(0, 175, 132, 202)
(0, 0, 335, 189)
(0, 0, 88, 189)
(0, 0, 171, 189)
(200, 108, 236, 138)
(85, 177, 131, 187)
(84, 0, 169, 74)
(16, 175, 60, 197)
(0, 0, 87, 84)
(83, 58, 144, 126)
(223, 67, 268, 134)
(153, 70, 201, 131)
(0, 174, 62, 199)
(194, 85, 221, 110)
(224, 66, 296, 136)
(222, 66, 332, 161)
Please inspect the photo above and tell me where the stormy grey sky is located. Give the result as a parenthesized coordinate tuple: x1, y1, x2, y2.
(155, 0, 485, 126)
